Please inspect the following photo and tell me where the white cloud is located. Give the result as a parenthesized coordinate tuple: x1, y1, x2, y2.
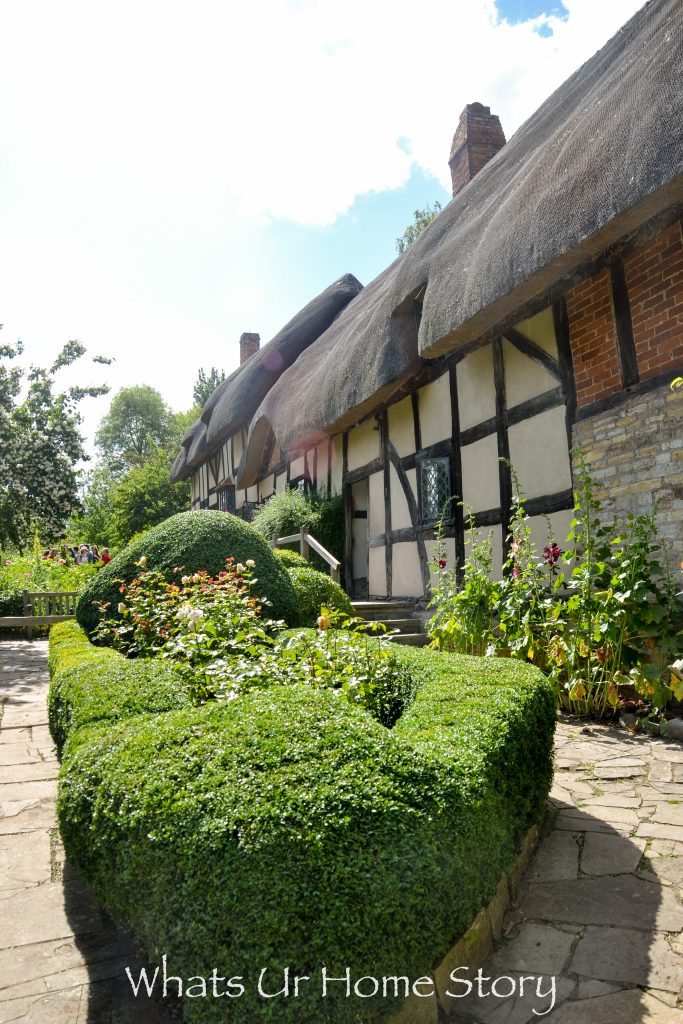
(0, 0, 645, 444)
(0, 0, 644, 228)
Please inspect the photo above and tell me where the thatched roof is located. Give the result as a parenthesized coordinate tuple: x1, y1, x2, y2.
(236, 0, 683, 486)
(170, 273, 363, 481)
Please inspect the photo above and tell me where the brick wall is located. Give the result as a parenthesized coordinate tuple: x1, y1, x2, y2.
(566, 269, 622, 408)
(624, 220, 683, 380)
(572, 383, 683, 546)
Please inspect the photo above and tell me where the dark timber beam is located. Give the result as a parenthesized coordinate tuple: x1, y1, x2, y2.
(503, 327, 562, 381)
(609, 256, 639, 389)
(493, 337, 512, 562)
(387, 439, 429, 594)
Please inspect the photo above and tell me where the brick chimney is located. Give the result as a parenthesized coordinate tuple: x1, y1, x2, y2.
(448, 103, 506, 197)
(239, 332, 260, 365)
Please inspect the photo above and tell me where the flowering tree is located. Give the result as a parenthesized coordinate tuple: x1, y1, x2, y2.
(0, 337, 108, 551)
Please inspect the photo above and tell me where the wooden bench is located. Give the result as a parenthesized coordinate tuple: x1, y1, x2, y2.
(0, 590, 79, 640)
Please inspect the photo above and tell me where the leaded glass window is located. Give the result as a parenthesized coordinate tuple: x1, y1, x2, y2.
(420, 458, 451, 523)
(217, 486, 235, 513)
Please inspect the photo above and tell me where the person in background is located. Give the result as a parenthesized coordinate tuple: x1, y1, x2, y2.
(91, 545, 101, 562)
(76, 545, 92, 565)
(100, 548, 111, 565)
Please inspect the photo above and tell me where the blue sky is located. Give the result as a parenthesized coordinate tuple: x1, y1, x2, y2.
(0, 0, 643, 452)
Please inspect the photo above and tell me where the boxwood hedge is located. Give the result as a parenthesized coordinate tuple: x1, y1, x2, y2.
(48, 623, 192, 752)
(52, 626, 555, 1024)
(285, 565, 354, 627)
(75, 510, 298, 636)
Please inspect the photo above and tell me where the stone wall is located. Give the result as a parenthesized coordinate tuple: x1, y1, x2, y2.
(573, 383, 683, 546)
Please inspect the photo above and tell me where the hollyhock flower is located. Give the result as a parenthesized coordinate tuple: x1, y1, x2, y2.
(438, 558, 447, 569)
(543, 542, 561, 566)
(317, 613, 331, 630)
(246, 559, 255, 568)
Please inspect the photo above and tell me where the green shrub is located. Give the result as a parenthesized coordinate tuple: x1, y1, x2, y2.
(252, 490, 344, 577)
(285, 565, 353, 627)
(75, 510, 297, 636)
(54, 633, 554, 1024)
(0, 556, 97, 621)
(272, 547, 308, 568)
(48, 623, 191, 752)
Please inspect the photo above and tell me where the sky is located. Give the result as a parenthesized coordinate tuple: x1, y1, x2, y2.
(0, 0, 645, 455)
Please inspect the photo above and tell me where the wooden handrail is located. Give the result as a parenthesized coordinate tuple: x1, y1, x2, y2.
(271, 530, 341, 584)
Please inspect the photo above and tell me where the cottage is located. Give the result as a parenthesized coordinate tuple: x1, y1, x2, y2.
(171, 0, 683, 602)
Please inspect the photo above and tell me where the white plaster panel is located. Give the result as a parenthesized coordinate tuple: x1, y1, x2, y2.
(258, 477, 275, 502)
(390, 465, 413, 531)
(233, 434, 243, 468)
(508, 405, 572, 500)
(368, 472, 385, 538)
(331, 435, 344, 492)
(515, 307, 558, 357)
(461, 434, 500, 513)
(247, 485, 258, 503)
(275, 473, 286, 494)
(392, 543, 424, 597)
(347, 417, 379, 471)
(405, 468, 418, 504)
(418, 373, 452, 448)
(504, 340, 559, 408)
(457, 345, 495, 429)
(316, 442, 328, 493)
(464, 524, 504, 581)
(369, 546, 387, 597)
(425, 538, 457, 588)
(289, 455, 305, 480)
(388, 396, 416, 457)
(528, 510, 574, 582)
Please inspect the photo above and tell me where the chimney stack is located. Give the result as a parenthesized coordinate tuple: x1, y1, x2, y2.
(239, 332, 260, 365)
(448, 103, 506, 198)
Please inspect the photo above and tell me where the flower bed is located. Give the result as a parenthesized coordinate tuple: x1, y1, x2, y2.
(50, 622, 554, 1024)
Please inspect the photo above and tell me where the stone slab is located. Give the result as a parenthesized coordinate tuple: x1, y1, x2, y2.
(0, 830, 52, 890)
(581, 833, 647, 876)
(0, 879, 104, 949)
(487, 922, 576, 976)
(518, 876, 683, 932)
(527, 832, 579, 882)
(0, 800, 55, 835)
(570, 925, 683, 992)
(548, 988, 683, 1023)
(637, 822, 683, 843)
(0, 760, 59, 785)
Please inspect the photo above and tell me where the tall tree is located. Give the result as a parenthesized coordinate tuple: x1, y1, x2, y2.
(95, 385, 174, 475)
(395, 201, 442, 255)
(193, 366, 226, 407)
(0, 337, 108, 550)
(109, 448, 190, 545)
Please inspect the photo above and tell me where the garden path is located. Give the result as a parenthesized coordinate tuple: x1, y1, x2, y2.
(451, 718, 683, 1023)
(0, 639, 174, 1024)
(1, 640, 682, 1023)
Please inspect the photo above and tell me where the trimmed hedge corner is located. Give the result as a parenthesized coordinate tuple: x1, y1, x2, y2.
(285, 564, 354, 626)
(75, 509, 298, 636)
(48, 622, 191, 752)
(52, 624, 555, 1024)
(272, 547, 308, 567)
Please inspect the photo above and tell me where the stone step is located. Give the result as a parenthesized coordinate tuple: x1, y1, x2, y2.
(388, 633, 429, 647)
(364, 618, 419, 635)
(351, 600, 417, 621)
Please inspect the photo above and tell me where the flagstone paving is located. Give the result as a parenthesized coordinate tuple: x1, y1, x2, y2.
(0, 640, 174, 1023)
(2, 639, 683, 1022)
(452, 719, 683, 1023)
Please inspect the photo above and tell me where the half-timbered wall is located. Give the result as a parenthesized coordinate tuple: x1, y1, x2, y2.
(187, 216, 682, 601)
(336, 303, 575, 599)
